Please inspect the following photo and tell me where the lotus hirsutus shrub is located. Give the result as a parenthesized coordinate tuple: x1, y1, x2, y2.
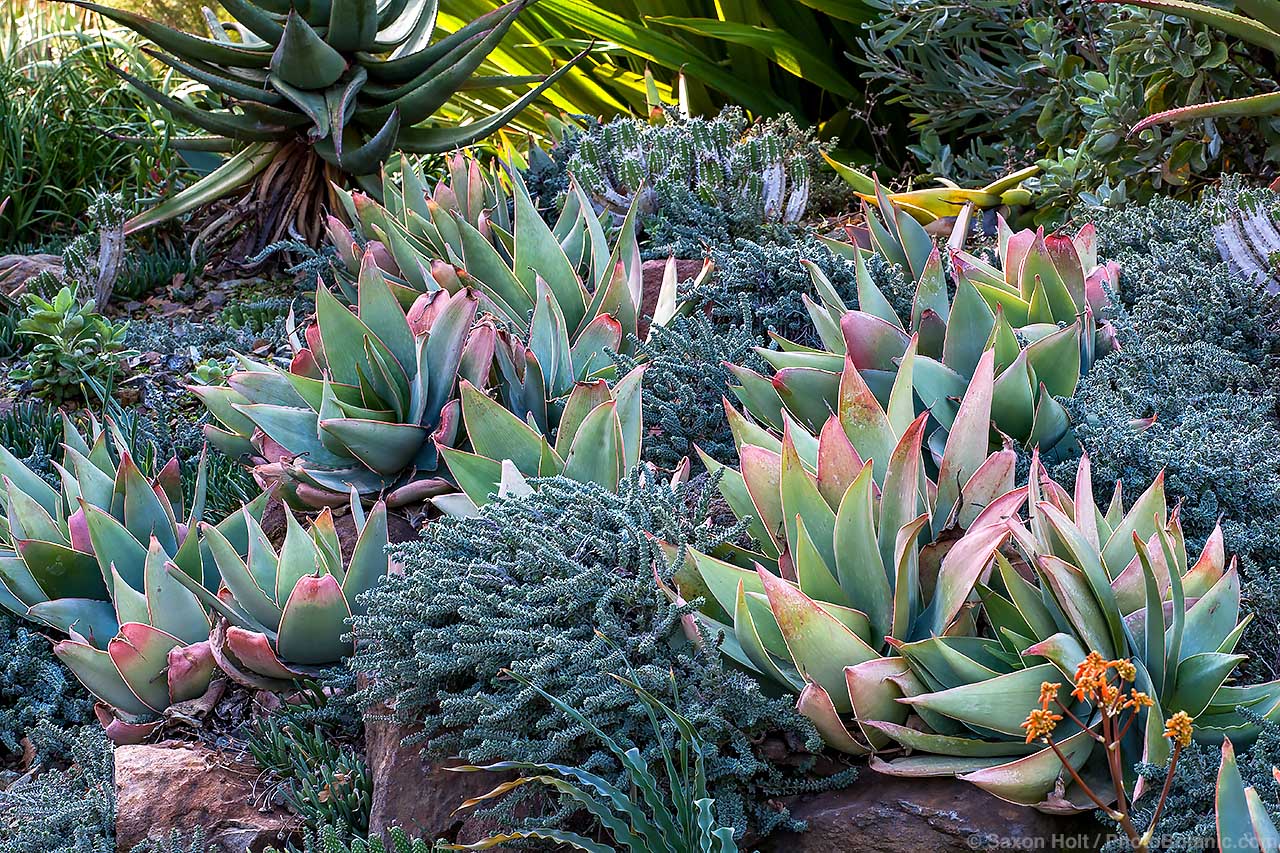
(352, 473, 855, 839)
(451, 670, 739, 852)
(0, 722, 115, 853)
(691, 231, 862, 347)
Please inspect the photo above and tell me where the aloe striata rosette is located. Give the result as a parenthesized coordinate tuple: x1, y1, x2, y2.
(736, 187, 1119, 456)
(167, 493, 390, 690)
(192, 256, 492, 508)
(0, 415, 268, 742)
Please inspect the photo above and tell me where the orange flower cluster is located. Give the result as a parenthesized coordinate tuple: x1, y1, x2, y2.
(1070, 652, 1151, 713)
(1164, 711, 1194, 748)
(1022, 681, 1065, 742)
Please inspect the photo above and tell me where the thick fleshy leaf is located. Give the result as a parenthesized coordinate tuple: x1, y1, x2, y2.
(845, 657, 911, 747)
(758, 566, 878, 711)
(14, 540, 105, 601)
(840, 311, 910, 372)
(108, 622, 185, 712)
(562, 401, 624, 492)
(958, 729, 1095, 807)
(343, 500, 389, 616)
(458, 380, 550, 477)
(276, 573, 352, 666)
(54, 638, 154, 718)
(796, 682, 869, 755)
(143, 538, 210, 645)
(902, 663, 1069, 736)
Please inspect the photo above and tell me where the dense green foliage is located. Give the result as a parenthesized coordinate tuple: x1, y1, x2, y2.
(248, 681, 371, 835)
(0, 4, 181, 246)
(0, 611, 93, 757)
(692, 231, 863, 346)
(569, 108, 823, 252)
(353, 474, 854, 839)
(269, 826, 434, 853)
(859, 0, 1279, 217)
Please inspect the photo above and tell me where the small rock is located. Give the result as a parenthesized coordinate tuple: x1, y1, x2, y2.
(115, 740, 301, 853)
(760, 769, 1106, 853)
(365, 712, 511, 846)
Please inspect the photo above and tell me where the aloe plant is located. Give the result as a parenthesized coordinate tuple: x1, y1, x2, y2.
(167, 494, 390, 690)
(0, 414, 268, 742)
(868, 453, 1280, 809)
(1215, 738, 1280, 851)
(193, 262, 497, 508)
(736, 187, 1118, 455)
(73, 0, 576, 264)
(669, 346, 1022, 754)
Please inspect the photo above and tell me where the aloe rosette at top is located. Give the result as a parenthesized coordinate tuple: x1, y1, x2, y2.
(746, 188, 1120, 458)
(166, 494, 390, 690)
(864, 452, 1280, 810)
(328, 154, 662, 510)
(664, 344, 1028, 755)
(0, 415, 268, 742)
(325, 151, 515, 304)
(72, 0, 578, 252)
(193, 255, 494, 508)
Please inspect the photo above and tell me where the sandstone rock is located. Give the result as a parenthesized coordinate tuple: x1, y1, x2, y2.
(365, 713, 511, 846)
(639, 257, 705, 337)
(761, 769, 1106, 853)
(115, 741, 300, 853)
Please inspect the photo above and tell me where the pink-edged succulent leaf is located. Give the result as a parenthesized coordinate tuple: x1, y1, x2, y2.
(167, 640, 216, 703)
(95, 702, 164, 745)
(225, 626, 303, 681)
(958, 728, 1096, 807)
(797, 681, 869, 755)
(107, 622, 186, 713)
(55, 636, 154, 718)
(839, 311, 910, 372)
(275, 573, 352, 666)
(936, 350, 996, 523)
(757, 566, 879, 712)
(845, 657, 911, 748)
(815, 415, 865, 510)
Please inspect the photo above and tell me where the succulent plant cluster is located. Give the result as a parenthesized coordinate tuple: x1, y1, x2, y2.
(0, 413, 396, 742)
(168, 495, 389, 690)
(199, 155, 663, 509)
(0, 415, 270, 741)
(677, 350, 1280, 809)
(568, 108, 814, 228)
(732, 190, 1119, 456)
